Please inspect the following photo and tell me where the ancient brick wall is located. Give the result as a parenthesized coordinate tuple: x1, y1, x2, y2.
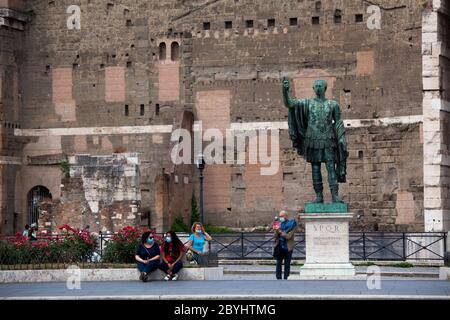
(180, 0, 425, 230)
(38, 153, 141, 233)
(1, 0, 445, 234)
(0, 0, 26, 234)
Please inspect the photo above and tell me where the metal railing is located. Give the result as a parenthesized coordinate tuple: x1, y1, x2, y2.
(98, 231, 447, 261)
(207, 232, 447, 261)
(0, 232, 447, 270)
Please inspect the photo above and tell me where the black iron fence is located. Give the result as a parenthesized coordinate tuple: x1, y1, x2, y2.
(207, 232, 447, 261)
(0, 232, 447, 270)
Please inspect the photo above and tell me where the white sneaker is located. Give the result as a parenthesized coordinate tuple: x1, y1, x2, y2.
(164, 275, 171, 281)
(171, 274, 179, 281)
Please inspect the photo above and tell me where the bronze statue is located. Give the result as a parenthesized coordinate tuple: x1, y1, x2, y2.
(282, 77, 348, 203)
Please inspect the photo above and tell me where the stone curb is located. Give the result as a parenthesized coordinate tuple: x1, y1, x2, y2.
(439, 267, 450, 280)
(223, 270, 439, 278)
(218, 260, 444, 267)
(1, 294, 449, 300)
(0, 267, 224, 283)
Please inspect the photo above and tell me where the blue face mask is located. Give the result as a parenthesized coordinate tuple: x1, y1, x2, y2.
(146, 237, 154, 244)
(279, 217, 286, 223)
(195, 229, 202, 233)
(165, 237, 171, 243)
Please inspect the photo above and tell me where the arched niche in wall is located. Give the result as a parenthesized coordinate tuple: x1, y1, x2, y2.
(171, 41, 180, 61)
(27, 186, 52, 224)
(159, 42, 167, 61)
(158, 104, 175, 120)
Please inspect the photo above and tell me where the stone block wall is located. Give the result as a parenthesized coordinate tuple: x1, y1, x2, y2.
(0, 0, 448, 234)
(422, 0, 450, 231)
(38, 153, 141, 233)
(0, 0, 27, 234)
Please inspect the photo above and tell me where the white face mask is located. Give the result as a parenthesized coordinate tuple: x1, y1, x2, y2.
(279, 217, 286, 223)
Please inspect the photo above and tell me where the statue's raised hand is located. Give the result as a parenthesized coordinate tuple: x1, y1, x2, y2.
(282, 77, 290, 90)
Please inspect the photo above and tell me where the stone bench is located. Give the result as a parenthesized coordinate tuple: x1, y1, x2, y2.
(0, 267, 224, 283)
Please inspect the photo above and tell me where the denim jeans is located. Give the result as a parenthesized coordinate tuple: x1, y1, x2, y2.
(159, 260, 183, 275)
(276, 249, 293, 279)
(193, 253, 207, 266)
(137, 260, 159, 274)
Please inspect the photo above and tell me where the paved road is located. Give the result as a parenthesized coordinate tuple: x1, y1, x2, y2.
(1, 280, 449, 299)
(223, 265, 439, 275)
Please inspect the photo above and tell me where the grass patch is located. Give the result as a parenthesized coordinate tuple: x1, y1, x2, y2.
(354, 261, 423, 268)
(355, 262, 377, 266)
(391, 262, 414, 268)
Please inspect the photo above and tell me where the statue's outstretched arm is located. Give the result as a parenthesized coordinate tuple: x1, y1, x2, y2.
(281, 77, 297, 108)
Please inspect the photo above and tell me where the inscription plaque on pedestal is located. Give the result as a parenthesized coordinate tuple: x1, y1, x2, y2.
(299, 212, 356, 279)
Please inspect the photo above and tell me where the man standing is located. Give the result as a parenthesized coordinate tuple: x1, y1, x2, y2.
(274, 210, 297, 280)
(281, 77, 348, 203)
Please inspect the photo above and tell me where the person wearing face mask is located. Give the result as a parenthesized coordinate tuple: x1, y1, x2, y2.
(135, 231, 161, 282)
(29, 223, 38, 242)
(186, 222, 212, 266)
(159, 231, 185, 281)
(273, 210, 297, 280)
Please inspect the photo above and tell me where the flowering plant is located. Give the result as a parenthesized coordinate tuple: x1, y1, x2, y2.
(102, 226, 162, 263)
(0, 224, 97, 265)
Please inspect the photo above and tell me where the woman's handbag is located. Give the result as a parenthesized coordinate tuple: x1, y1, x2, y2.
(273, 243, 281, 259)
(185, 249, 194, 262)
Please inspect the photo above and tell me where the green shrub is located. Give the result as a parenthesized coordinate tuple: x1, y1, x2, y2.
(102, 226, 163, 264)
(203, 224, 233, 234)
(170, 216, 190, 233)
(102, 226, 141, 263)
(0, 225, 97, 265)
(58, 160, 70, 176)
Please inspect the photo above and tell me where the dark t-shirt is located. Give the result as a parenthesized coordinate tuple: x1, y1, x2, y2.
(135, 243, 160, 261)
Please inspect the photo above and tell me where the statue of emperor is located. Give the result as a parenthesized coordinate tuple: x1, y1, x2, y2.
(282, 77, 348, 203)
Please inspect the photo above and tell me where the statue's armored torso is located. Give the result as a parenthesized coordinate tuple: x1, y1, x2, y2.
(305, 99, 336, 150)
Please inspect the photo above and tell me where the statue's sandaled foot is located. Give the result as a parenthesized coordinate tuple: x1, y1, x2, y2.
(330, 185, 343, 203)
(313, 193, 324, 203)
(332, 196, 344, 203)
(312, 183, 324, 203)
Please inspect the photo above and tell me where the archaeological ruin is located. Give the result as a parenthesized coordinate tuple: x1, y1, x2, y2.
(0, 0, 449, 234)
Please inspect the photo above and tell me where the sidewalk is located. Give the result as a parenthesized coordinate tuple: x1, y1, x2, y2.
(222, 265, 440, 279)
(1, 279, 449, 300)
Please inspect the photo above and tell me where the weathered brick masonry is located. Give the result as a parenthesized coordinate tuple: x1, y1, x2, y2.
(0, 0, 449, 234)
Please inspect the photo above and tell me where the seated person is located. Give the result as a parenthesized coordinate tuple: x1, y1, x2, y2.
(159, 231, 185, 281)
(135, 231, 160, 282)
(186, 222, 212, 266)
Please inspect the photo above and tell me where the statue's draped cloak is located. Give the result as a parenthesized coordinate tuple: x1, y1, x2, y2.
(288, 99, 348, 183)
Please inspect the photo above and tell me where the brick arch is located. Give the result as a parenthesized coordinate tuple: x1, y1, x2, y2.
(159, 42, 167, 60)
(17, 166, 63, 228)
(170, 41, 180, 61)
(27, 185, 52, 225)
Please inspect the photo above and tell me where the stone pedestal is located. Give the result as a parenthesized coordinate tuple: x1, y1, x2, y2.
(299, 211, 355, 279)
